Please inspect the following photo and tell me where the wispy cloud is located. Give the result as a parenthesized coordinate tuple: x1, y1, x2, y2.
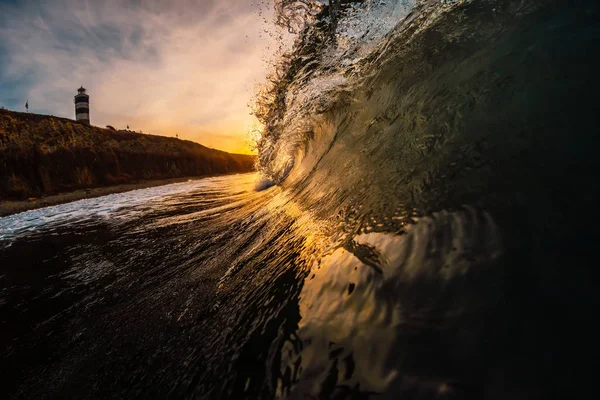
(0, 0, 279, 153)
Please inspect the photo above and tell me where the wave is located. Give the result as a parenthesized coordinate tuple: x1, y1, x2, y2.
(253, 0, 600, 397)
(255, 0, 459, 185)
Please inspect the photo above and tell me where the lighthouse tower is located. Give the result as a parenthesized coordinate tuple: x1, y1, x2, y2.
(74, 86, 90, 124)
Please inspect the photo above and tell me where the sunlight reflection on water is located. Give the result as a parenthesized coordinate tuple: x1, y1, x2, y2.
(0, 174, 257, 246)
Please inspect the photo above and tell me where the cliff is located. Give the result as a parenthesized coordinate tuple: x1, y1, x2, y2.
(0, 109, 255, 199)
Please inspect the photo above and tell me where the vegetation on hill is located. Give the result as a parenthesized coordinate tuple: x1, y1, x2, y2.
(0, 110, 255, 199)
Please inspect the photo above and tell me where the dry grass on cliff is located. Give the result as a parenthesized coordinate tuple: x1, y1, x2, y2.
(0, 109, 255, 199)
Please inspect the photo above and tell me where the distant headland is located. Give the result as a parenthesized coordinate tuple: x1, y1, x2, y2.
(0, 108, 255, 215)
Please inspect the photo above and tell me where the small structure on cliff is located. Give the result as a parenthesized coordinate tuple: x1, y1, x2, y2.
(74, 86, 90, 125)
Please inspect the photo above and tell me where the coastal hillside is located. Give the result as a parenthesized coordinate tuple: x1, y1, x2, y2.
(0, 109, 255, 199)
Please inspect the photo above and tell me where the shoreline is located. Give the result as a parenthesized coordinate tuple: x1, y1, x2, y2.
(0, 176, 208, 217)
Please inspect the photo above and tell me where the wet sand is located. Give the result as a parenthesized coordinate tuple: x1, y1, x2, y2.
(0, 177, 198, 217)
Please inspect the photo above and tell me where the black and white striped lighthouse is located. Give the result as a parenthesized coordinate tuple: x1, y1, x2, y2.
(74, 86, 90, 124)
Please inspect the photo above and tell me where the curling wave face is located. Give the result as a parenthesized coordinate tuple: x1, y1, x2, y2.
(254, 0, 600, 397)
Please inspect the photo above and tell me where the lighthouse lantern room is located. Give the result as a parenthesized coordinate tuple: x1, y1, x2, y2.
(74, 86, 90, 124)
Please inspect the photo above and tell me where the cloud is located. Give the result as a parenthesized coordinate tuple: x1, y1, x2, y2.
(0, 0, 280, 154)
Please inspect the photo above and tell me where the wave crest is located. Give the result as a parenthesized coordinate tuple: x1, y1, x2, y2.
(254, 1, 448, 184)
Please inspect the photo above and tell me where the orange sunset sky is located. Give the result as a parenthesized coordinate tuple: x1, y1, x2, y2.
(0, 0, 286, 154)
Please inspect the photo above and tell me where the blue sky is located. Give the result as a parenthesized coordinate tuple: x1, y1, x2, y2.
(0, 0, 283, 153)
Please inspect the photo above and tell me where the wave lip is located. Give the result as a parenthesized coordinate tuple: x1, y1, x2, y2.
(255, 0, 419, 184)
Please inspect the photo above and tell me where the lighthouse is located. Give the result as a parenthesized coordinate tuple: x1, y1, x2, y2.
(74, 86, 90, 124)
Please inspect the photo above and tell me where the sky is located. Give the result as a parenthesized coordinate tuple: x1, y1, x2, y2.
(0, 0, 284, 154)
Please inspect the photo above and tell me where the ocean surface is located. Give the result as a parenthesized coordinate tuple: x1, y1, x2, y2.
(2, 0, 600, 398)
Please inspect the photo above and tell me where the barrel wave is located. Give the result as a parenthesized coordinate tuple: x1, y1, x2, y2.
(256, 0, 600, 396)
(1, 0, 599, 398)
